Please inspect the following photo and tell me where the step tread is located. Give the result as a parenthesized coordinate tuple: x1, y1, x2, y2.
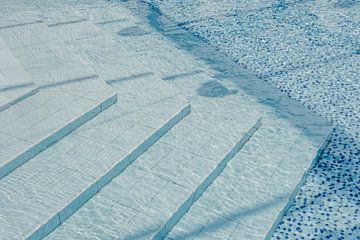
(1, 2, 333, 240)
(44, 2, 332, 239)
(0, 37, 38, 111)
(0, 9, 190, 240)
(0, 76, 189, 240)
(167, 121, 331, 240)
(46, 106, 262, 240)
(0, 20, 117, 179)
(33, 6, 263, 240)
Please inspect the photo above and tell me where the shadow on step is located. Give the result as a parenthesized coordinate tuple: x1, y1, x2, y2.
(121, 192, 287, 240)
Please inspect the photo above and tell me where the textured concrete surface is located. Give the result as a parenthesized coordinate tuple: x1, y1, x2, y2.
(0, 19, 117, 180)
(0, 0, 333, 239)
(41, 1, 330, 239)
(0, 37, 38, 111)
(0, 2, 190, 239)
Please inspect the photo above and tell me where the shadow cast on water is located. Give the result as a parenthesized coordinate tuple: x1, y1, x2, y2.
(106, 72, 154, 84)
(197, 80, 238, 98)
(162, 70, 204, 81)
(121, 192, 288, 240)
(0, 82, 34, 92)
(118, 26, 150, 36)
(0, 75, 99, 93)
(1, 71, 153, 93)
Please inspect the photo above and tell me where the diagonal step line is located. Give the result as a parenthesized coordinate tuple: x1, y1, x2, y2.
(0, 86, 39, 112)
(152, 117, 262, 240)
(25, 102, 191, 240)
(0, 20, 43, 30)
(47, 19, 88, 27)
(0, 21, 119, 181)
(264, 127, 333, 240)
(0, 37, 39, 111)
(94, 18, 127, 26)
(0, 92, 117, 180)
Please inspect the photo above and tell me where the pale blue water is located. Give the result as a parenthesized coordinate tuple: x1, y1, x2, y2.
(146, 0, 360, 239)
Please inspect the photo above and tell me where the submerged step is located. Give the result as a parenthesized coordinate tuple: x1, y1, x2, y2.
(0, 10, 191, 239)
(153, 117, 262, 240)
(0, 21, 117, 180)
(0, 83, 190, 240)
(46, 104, 262, 240)
(167, 120, 331, 240)
(0, 37, 38, 111)
(39, 2, 331, 239)
(0, 2, 332, 240)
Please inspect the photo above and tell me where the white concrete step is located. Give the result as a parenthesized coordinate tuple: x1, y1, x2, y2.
(43, 2, 331, 239)
(46, 96, 262, 240)
(0, 96, 189, 240)
(0, 8, 191, 240)
(36, 4, 264, 239)
(0, 21, 117, 180)
(167, 119, 331, 240)
(0, 2, 332, 240)
(113, 3, 333, 238)
(0, 37, 38, 111)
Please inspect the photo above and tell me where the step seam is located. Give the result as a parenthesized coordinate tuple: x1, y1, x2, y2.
(0, 93, 117, 180)
(152, 116, 263, 240)
(0, 85, 39, 112)
(25, 102, 191, 240)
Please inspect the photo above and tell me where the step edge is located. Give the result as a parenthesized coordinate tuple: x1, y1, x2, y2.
(0, 92, 117, 180)
(26, 101, 191, 240)
(0, 85, 39, 112)
(152, 115, 263, 240)
(264, 126, 333, 240)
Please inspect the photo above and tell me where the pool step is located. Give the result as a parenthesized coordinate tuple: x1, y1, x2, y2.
(167, 119, 331, 240)
(152, 117, 262, 240)
(0, 21, 117, 180)
(0, 2, 333, 240)
(0, 98, 189, 240)
(0, 10, 191, 240)
(31, 7, 263, 240)
(72, 2, 332, 239)
(0, 37, 38, 111)
(46, 98, 262, 240)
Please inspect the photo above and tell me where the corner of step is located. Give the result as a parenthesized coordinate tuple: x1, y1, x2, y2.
(151, 111, 262, 240)
(23, 96, 190, 240)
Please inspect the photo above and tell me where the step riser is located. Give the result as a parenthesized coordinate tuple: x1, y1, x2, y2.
(0, 86, 39, 112)
(26, 103, 191, 240)
(0, 93, 117, 180)
(264, 129, 333, 240)
(153, 117, 262, 240)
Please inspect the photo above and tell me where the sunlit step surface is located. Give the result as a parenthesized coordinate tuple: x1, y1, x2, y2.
(0, 82, 190, 240)
(0, 7, 192, 239)
(0, 21, 117, 180)
(167, 119, 331, 240)
(46, 99, 262, 240)
(0, 1, 333, 240)
(0, 37, 38, 111)
(39, 2, 330, 239)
